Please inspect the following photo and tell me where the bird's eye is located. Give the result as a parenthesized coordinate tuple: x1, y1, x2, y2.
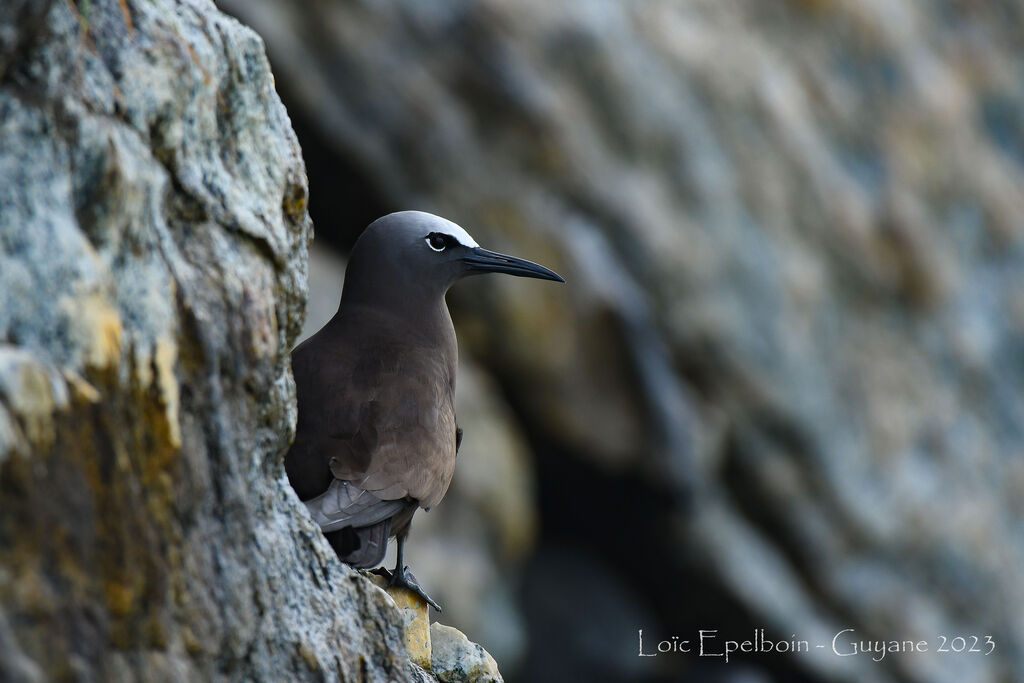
(426, 233, 448, 252)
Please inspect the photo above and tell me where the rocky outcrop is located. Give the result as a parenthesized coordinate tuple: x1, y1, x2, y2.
(220, 2, 1024, 681)
(430, 624, 502, 683)
(0, 1, 498, 681)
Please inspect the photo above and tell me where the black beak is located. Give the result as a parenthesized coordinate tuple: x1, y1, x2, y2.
(463, 247, 565, 282)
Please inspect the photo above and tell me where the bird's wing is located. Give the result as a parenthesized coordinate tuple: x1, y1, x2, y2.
(304, 479, 407, 533)
(327, 345, 458, 508)
(288, 326, 457, 509)
(286, 335, 364, 500)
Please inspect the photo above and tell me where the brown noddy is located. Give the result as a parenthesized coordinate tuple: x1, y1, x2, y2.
(287, 211, 563, 610)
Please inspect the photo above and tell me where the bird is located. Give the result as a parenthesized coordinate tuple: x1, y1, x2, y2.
(287, 210, 564, 611)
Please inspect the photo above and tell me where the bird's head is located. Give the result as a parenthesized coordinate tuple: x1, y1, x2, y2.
(342, 211, 564, 307)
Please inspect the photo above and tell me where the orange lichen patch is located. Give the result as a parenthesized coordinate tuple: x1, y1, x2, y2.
(117, 0, 134, 34)
(145, 613, 169, 649)
(296, 641, 320, 670)
(60, 294, 124, 370)
(61, 368, 101, 404)
(153, 337, 182, 449)
(104, 576, 136, 617)
(182, 627, 203, 655)
(282, 183, 308, 223)
(133, 336, 183, 451)
(0, 348, 69, 450)
(26, 383, 183, 650)
(368, 573, 431, 669)
(10, 365, 58, 448)
(134, 408, 181, 530)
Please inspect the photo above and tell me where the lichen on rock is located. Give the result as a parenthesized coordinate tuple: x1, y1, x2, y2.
(0, 0, 499, 681)
(430, 623, 503, 683)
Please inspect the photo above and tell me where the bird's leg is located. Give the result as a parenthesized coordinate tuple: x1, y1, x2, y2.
(376, 530, 442, 612)
(368, 530, 401, 582)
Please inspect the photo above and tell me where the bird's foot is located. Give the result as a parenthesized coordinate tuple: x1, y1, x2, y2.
(373, 565, 442, 612)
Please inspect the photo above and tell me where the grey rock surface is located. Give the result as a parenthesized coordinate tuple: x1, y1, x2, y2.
(219, 1, 1024, 681)
(430, 623, 503, 683)
(0, 1, 498, 681)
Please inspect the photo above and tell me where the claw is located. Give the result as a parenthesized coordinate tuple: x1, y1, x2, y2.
(391, 565, 442, 613)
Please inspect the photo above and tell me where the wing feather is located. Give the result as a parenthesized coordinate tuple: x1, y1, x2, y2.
(304, 479, 407, 532)
(287, 309, 458, 510)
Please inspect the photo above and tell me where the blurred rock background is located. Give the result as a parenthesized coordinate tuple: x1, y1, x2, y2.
(222, 1, 1024, 682)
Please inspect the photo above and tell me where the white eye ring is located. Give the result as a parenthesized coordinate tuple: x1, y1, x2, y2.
(426, 234, 447, 252)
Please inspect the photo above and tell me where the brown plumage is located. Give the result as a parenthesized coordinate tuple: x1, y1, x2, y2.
(286, 211, 563, 610)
